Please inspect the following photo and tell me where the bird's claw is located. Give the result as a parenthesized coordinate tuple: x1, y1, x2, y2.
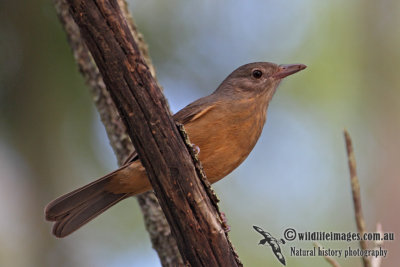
(192, 144, 200, 155)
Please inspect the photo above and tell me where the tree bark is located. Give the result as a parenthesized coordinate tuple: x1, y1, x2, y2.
(63, 0, 241, 266)
(53, 0, 183, 265)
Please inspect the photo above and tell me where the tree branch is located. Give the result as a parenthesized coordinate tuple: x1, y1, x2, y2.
(54, 0, 182, 265)
(64, 0, 241, 266)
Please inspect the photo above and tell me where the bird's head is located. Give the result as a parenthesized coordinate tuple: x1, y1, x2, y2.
(215, 62, 306, 99)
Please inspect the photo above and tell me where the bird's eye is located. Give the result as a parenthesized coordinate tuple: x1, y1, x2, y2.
(252, 69, 263, 79)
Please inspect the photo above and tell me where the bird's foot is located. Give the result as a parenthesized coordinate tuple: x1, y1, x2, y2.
(192, 144, 200, 155)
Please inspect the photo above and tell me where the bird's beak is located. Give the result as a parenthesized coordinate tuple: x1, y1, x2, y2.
(273, 64, 307, 79)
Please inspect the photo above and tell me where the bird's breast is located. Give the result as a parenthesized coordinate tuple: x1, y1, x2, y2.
(184, 98, 268, 183)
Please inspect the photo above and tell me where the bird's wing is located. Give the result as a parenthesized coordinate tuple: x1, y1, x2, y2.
(120, 95, 216, 165)
(173, 95, 217, 125)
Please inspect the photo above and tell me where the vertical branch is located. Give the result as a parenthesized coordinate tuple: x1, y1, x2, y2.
(53, 0, 183, 265)
(344, 130, 371, 267)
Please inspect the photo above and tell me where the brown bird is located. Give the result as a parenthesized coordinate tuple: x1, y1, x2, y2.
(45, 62, 306, 237)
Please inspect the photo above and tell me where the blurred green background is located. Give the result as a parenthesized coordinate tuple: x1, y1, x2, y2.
(0, 0, 399, 266)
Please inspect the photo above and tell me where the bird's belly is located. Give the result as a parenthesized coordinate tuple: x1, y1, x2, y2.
(184, 114, 263, 183)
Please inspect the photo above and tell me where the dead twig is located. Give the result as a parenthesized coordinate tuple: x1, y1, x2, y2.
(370, 223, 383, 267)
(344, 130, 371, 267)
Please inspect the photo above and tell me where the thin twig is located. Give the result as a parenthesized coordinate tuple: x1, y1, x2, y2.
(344, 130, 371, 267)
(313, 242, 341, 267)
(370, 223, 383, 267)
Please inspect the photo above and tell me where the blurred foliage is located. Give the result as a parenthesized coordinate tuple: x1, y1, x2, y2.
(0, 0, 399, 266)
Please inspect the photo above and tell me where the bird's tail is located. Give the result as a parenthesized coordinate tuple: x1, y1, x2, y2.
(45, 166, 131, 238)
